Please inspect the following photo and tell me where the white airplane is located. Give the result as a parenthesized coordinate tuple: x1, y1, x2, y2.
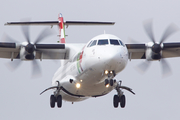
(1, 13, 180, 108)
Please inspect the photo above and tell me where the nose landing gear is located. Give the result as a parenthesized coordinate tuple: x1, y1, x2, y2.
(113, 81, 135, 108)
(104, 70, 116, 87)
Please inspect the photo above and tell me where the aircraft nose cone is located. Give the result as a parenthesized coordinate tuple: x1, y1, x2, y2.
(96, 46, 128, 71)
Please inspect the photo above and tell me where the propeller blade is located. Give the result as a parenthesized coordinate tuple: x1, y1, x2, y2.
(160, 58, 172, 77)
(34, 28, 55, 44)
(143, 19, 156, 43)
(1, 33, 18, 42)
(32, 60, 42, 78)
(21, 25, 30, 43)
(6, 60, 22, 71)
(136, 61, 151, 74)
(159, 23, 179, 44)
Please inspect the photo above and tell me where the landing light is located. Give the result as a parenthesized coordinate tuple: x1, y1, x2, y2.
(106, 84, 109, 88)
(105, 70, 109, 75)
(76, 83, 81, 88)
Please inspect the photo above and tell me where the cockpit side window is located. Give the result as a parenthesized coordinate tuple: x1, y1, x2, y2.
(119, 40, 125, 46)
(87, 40, 93, 47)
(98, 39, 109, 45)
(90, 40, 97, 47)
(110, 39, 120, 45)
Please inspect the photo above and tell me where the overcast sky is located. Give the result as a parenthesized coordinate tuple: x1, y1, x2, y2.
(0, 0, 180, 120)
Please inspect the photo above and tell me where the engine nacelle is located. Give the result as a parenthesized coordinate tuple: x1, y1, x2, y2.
(19, 42, 36, 60)
(145, 42, 163, 61)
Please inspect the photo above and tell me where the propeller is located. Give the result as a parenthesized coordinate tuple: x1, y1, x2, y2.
(4, 25, 55, 77)
(136, 19, 179, 77)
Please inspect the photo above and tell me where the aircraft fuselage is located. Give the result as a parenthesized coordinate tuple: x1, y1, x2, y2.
(52, 34, 128, 102)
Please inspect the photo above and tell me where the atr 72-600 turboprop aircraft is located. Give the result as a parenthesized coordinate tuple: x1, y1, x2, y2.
(1, 13, 180, 108)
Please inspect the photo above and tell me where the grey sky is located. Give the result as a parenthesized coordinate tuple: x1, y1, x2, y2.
(0, 0, 180, 120)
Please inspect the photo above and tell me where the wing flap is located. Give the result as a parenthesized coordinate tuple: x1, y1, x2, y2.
(126, 44, 146, 59)
(35, 49, 68, 59)
(0, 43, 20, 59)
(0, 51, 19, 59)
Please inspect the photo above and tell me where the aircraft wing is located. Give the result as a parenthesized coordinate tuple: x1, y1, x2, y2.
(0, 42, 76, 60)
(126, 43, 180, 60)
(126, 44, 146, 59)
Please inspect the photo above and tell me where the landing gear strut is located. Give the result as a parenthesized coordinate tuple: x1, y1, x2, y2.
(113, 81, 135, 108)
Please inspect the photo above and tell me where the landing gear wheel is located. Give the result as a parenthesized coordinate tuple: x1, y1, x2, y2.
(57, 95, 62, 108)
(105, 79, 109, 86)
(113, 95, 119, 108)
(110, 79, 114, 86)
(50, 95, 56, 108)
(120, 95, 126, 108)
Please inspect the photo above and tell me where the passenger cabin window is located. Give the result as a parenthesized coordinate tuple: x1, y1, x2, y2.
(89, 40, 97, 47)
(110, 39, 120, 45)
(98, 39, 109, 45)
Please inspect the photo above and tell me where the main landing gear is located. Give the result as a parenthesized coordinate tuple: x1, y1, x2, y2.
(50, 94, 62, 108)
(50, 81, 62, 108)
(113, 81, 135, 108)
(113, 94, 126, 108)
(40, 81, 63, 108)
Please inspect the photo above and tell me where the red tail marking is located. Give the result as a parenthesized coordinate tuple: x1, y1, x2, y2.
(58, 13, 65, 43)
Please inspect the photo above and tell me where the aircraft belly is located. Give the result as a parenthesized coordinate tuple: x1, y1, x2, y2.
(61, 80, 114, 100)
(60, 91, 88, 102)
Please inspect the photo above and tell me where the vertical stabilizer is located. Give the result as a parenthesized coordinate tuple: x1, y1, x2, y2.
(58, 13, 65, 43)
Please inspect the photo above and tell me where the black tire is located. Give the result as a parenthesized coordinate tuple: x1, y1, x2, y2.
(57, 95, 62, 108)
(50, 95, 56, 108)
(105, 79, 109, 86)
(110, 79, 114, 86)
(113, 95, 119, 108)
(120, 95, 126, 108)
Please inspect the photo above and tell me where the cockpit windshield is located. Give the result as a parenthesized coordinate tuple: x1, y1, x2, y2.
(110, 39, 120, 45)
(89, 40, 97, 47)
(87, 39, 125, 47)
(97, 39, 109, 45)
(119, 40, 125, 46)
